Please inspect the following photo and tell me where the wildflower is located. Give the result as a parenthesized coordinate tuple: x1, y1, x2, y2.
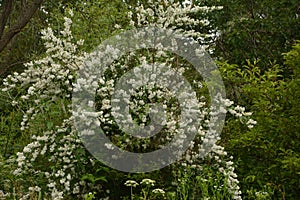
(152, 188, 165, 194)
(140, 178, 156, 186)
(124, 180, 139, 187)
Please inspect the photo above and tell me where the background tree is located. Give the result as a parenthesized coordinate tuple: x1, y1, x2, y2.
(196, 0, 300, 69)
(0, 0, 129, 78)
(0, 0, 44, 53)
(0, 0, 45, 76)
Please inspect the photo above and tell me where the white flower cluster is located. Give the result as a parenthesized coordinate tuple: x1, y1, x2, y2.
(177, 98, 253, 199)
(1, 13, 86, 131)
(152, 188, 165, 194)
(1, 13, 100, 199)
(0, 190, 8, 199)
(74, 1, 255, 199)
(94, 72, 184, 151)
(13, 118, 97, 199)
(124, 178, 156, 187)
(128, 0, 223, 49)
(124, 180, 139, 187)
(213, 146, 242, 200)
(228, 104, 257, 128)
(140, 178, 156, 186)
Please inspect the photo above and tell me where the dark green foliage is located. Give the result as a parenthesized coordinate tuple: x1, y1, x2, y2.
(219, 41, 300, 199)
(199, 0, 300, 69)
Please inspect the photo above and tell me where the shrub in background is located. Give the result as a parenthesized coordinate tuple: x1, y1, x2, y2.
(218, 41, 300, 199)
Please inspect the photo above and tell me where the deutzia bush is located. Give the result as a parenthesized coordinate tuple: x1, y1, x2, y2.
(2, 13, 98, 199)
(1, 1, 257, 200)
(93, 1, 255, 199)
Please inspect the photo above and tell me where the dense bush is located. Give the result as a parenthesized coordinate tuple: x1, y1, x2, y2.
(219, 41, 300, 199)
(0, 1, 299, 200)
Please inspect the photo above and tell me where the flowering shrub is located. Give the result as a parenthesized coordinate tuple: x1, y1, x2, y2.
(1, 12, 97, 199)
(0, 1, 257, 199)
